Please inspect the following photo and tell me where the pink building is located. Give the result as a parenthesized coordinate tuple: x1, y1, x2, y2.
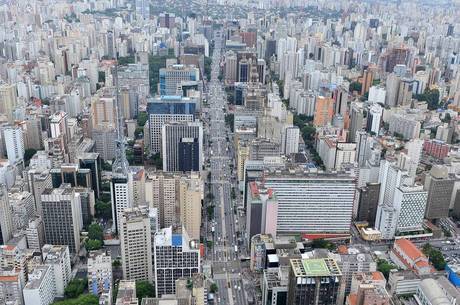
(423, 139, 450, 159)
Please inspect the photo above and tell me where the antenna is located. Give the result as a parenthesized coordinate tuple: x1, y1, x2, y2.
(112, 47, 129, 176)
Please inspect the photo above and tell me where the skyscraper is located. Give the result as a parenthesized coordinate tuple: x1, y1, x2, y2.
(0, 184, 13, 244)
(41, 185, 82, 253)
(120, 207, 153, 282)
(424, 165, 455, 220)
(179, 172, 203, 240)
(0, 84, 17, 123)
(159, 65, 199, 95)
(154, 227, 200, 297)
(4, 127, 25, 166)
(287, 258, 342, 305)
(162, 121, 203, 172)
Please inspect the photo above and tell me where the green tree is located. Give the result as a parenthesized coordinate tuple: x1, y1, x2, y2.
(85, 239, 103, 251)
(98, 71, 106, 83)
(311, 239, 335, 250)
(137, 112, 148, 127)
(149, 153, 162, 169)
(210, 283, 218, 293)
(113, 259, 121, 267)
(136, 281, 155, 304)
(24, 148, 37, 165)
(95, 200, 112, 220)
(53, 294, 99, 305)
(414, 88, 440, 110)
(118, 55, 135, 65)
(102, 161, 112, 171)
(88, 223, 104, 241)
(349, 81, 362, 93)
(377, 259, 398, 279)
(225, 114, 234, 132)
(64, 279, 87, 299)
(422, 243, 446, 270)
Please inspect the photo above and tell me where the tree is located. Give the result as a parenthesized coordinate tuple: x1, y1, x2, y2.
(422, 243, 446, 270)
(64, 279, 87, 299)
(210, 283, 218, 293)
(349, 81, 362, 93)
(24, 148, 37, 165)
(113, 259, 121, 267)
(53, 294, 99, 305)
(225, 114, 234, 132)
(136, 281, 155, 303)
(414, 88, 440, 110)
(95, 200, 112, 220)
(88, 223, 104, 241)
(311, 239, 335, 250)
(137, 112, 148, 127)
(102, 161, 112, 171)
(85, 239, 103, 251)
(377, 259, 398, 279)
(149, 153, 162, 169)
(118, 55, 135, 65)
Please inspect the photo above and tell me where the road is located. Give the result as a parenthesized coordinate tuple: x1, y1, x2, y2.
(203, 31, 250, 305)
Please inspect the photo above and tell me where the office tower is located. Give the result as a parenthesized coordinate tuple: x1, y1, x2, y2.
(93, 127, 117, 161)
(247, 182, 278, 241)
(424, 165, 455, 220)
(91, 96, 116, 128)
(375, 161, 427, 239)
(162, 121, 203, 172)
(313, 96, 334, 127)
(357, 183, 380, 227)
(27, 169, 52, 216)
(50, 164, 92, 189)
(0, 84, 17, 123)
(154, 227, 200, 297)
(145, 172, 178, 228)
(385, 73, 400, 107)
(41, 186, 82, 253)
(361, 70, 374, 95)
(25, 216, 45, 252)
(366, 104, 382, 134)
(87, 250, 112, 296)
(261, 172, 356, 235)
(336, 248, 377, 305)
(348, 102, 364, 142)
(42, 244, 71, 298)
(238, 57, 250, 82)
(23, 265, 56, 305)
(405, 139, 423, 179)
(225, 51, 238, 84)
(147, 96, 196, 154)
(111, 173, 132, 235)
(397, 79, 413, 106)
(287, 258, 342, 305)
(120, 208, 153, 282)
(4, 127, 25, 165)
(116, 281, 138, 305)
(262, 267, 289, 305)
(49, 111, 68, 140)
(74, 187, 95, 227)
(159, 65, 199, 95)
(384, 47, 410, 73)
(179, 173, 203, 240)
(283, 126, 300, 155)
(0, 184, 13, 244)
(0, 271, 24, 305)
(78, 152, 102, 198)
(333, 86, 348, 116)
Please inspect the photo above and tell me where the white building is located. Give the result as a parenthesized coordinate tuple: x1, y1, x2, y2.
(367, 103, 383, 134)
(42, 245, 71, 298)
(120, 207, 153, 282)
(368, 86, 386, 104)
(4, 127, 24, 165)
(283, 126, 299, 155)
(87, 250, 112, 296)
(23, 265, 56, 305)
(0, 184, 13, 244)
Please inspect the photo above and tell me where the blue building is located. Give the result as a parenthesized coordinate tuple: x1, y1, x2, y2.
(159, 64, 199, 95)
(446, 264, 460, 287)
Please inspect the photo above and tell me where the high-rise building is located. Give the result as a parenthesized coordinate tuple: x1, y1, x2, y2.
(246, 182, 278, 242)
(23, 265, 56, 305)
(120, 207, 153, 282)
(366, 104, 382, 135)
(424, 165, 455, 220)
(41, 186, 82, 253)
(159, 65, 199, 95)
(162, 121, 203, 172)
(262, 267, 289, 305)
(111, 174, 132, 235)
(313, 96, 334, 127)
(4, 127, 25, 166)
(287, 258, 342, 305)
(283, 126, 299, 155)
(154, 227, 200, 297)
(91, 96, 116, 129)
(87, 250, 112, 296)
(78, 152, 102, 199)
(25, 216, 45, 252)
(145, 172, 178, 228)
(361, 69, 374, 95)
(146, 96, 196, 154)
(261, 171, 356, 235)
(357, 183, 380, 227)
(0, 184, 13, 244)
(0, 84, 17, 123)
(179, 172, 203, 240)
(0, 271, 24, 305)
(92, 127, 117, 161)
(348, 102, 364, 142)
(42, 244, 72, 298)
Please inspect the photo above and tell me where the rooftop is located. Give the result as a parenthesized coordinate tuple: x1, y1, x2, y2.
(291, 258, 342, 277)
